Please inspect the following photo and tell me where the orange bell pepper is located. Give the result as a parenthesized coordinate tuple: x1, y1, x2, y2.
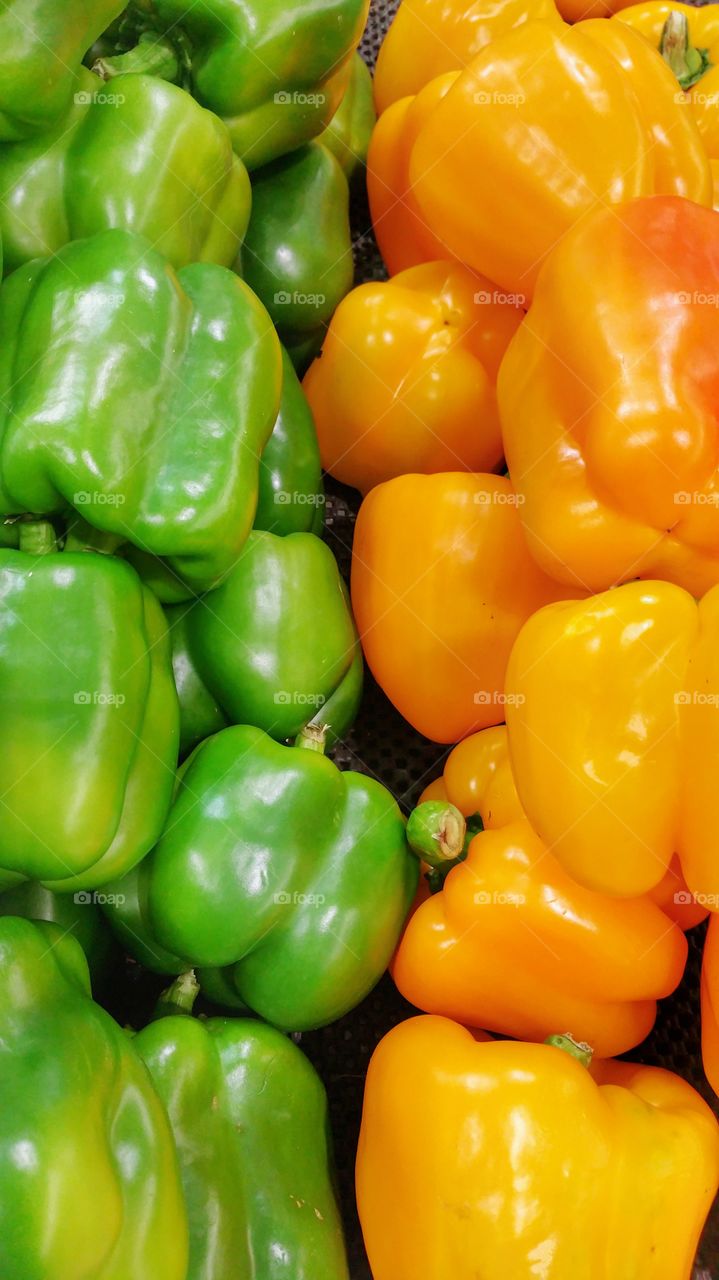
(367, 73, 458, 275)
(500, 195, 719, 596)
(393, 726, 689, 1056)
(351, 473, 577, 743)
(357, 1016, 719, 1280)
(410, 20, 711, 296)
(617, 4, 719, 204)
(373, 0, 562, 114)
(702, 914, 719, 1095)
(505, 578, 719, 902)
(302, 262, 523, 492)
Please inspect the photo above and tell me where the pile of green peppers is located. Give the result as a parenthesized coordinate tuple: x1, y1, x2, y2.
(0, 4, 395, 1277)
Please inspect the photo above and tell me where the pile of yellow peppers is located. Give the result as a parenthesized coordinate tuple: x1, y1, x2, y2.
(304, 0, 719, 1273)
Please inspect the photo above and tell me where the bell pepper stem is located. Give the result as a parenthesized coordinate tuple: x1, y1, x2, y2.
(18, 518, 56, 556)
(63, 517, 125, 556)
(660, 12, 711, 90)
(406, 801, 466, 867)
(153, 970, 200, 1020)
(93, 32, 181, 83)
(294, 723, 328, 754)
(545, 1033, 593, 1070)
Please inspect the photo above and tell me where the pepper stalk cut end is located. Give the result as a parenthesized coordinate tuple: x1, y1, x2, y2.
(545, 1033, 594, 1070)
(660, 12, 712, 90)
(153, 970, 200, 1021)
(406, 801, 467, 867)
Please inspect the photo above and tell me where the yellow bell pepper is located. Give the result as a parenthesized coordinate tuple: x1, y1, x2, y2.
(505, 579, 719, 901)
(499, 195, 719, 595)
(373, 0, 562, 114)
(357, 1015, 719, 1280)
(410, 19, 711, 296)
(617, 3, 719, 204)
(393, 726, 689, 1057)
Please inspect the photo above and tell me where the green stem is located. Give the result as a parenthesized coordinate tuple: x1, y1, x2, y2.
(153, 970, 200, 1021)
(93, 32, 181, 83)
(18, 518, 56, 556)
(660, 12, 711, 90)
(407, 801, 466, 867)
(545, 1033, 593, 1070)
(63, 517, 125, 556)
(294, 723, 328, 754)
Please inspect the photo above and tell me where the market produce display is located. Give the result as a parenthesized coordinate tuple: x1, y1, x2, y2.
(4, 0, 719, 1275)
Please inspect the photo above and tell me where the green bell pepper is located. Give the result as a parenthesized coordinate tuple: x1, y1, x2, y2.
(0, 229, 282, 592)
(0, 67, 251, 276)
(92, 0, 370, 169)
(241, 141, 353, 374)
(104, 724, 418, 1029)
(319, 53, 376, 181)
(0, 917, 188, 1280)
(0, 520, 178, 888)
(255, 348, 325, 535)
(0, 0, 124, 139)
(165, 529, 362, 755)
(135, 973, 349, 1280)
(0, 881, 119, 995)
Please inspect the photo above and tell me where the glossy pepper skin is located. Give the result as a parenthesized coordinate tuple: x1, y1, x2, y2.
(254, 348, 325, 536)
(500, 197, 719, 595)
(94, 0, 370, 170)
(0, 918, 188, 1280)
(617, 5, 719, 205)
(411, 21, 711, 297)
(304, 262, 523, 491)
(0, 526, 178, 888)
(0, 229, 281, 593)
(357, 1015, 719, 1280)
(0, 881, 119, 994)
(318, 53, 375, 181)
(367, 73, 459, 275)
(0, 0, 124, 139)
(351, 473, 577, 743)
(135, 982, 350, 1280)
(104, 725, 418, 1030)
(505, 579, 719, 901)
(241, 142, 353, 375)
(0, 68, 251, 275)
(373, 0, 562, 112)
(393, 727, 688, 1056)
(165, 529, 362, 756)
